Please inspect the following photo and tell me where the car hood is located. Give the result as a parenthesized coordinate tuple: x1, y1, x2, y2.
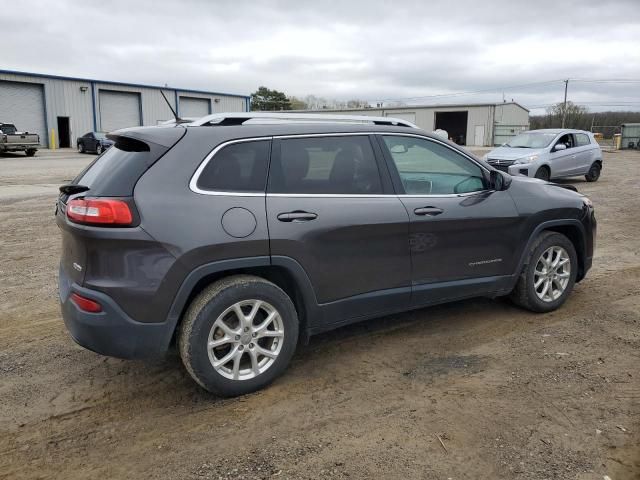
(487, 146, 546, 160)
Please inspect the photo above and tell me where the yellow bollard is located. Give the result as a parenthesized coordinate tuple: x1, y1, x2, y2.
(50, 129, 57, 150)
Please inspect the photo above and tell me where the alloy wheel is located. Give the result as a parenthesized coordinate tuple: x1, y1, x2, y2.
(207, 300, 284, 380)
(533, 246, 571, 302)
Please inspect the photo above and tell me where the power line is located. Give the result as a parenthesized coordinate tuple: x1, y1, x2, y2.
(372, 78, 640, 105)
(374, 79, 565, 103)
(571, 79, 640, 84)
(529, 102, 640, 109)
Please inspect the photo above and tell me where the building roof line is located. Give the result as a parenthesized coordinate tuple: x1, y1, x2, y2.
(295, 101, 530, 113)
(0, 69, 250, 99)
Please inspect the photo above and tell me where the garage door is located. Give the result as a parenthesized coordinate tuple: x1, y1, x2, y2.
(0, 80, 47, 146)
(99, 90, 141, 132)
(179, 96, 210, 118)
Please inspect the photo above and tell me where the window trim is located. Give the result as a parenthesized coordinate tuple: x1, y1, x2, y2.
(375, 133, 491, 197)
(189, 132, 491, 198)
(189, 137, 273, 197)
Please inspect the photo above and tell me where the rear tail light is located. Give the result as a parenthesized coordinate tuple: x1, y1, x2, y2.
(70, 293, 103, 313)
(67, 198, 133, 226)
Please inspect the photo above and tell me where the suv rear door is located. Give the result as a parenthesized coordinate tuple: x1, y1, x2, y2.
(377, 134, 522, 307)
(573, 132, 596, 174)
(266, 134, 411, 326)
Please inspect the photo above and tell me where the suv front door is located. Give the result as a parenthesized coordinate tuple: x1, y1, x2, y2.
(550, 133, 577, 177)
(378, 134, 522, 307)
(266, 134, 411, 326)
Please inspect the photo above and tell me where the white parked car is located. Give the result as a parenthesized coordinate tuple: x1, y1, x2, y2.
(482, 129, 603, 182)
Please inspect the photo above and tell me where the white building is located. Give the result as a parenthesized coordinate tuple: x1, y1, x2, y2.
(300, 102, 530, 147)
(0, 69, 250, 148)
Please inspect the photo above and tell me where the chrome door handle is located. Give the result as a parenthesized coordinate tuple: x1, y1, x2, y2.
(277, 211, 318, 222)
(414, 207, 443, 216)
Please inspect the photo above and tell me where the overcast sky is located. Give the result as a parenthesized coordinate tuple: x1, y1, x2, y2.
(2, 0, 640, 113)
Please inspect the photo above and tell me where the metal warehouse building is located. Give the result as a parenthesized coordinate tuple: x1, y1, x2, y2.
(0, 69, 250, 148)
(303, 102, 530, 147)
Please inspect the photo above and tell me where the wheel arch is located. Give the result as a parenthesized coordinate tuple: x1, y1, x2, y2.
(537, 163, 551, 174)
(163, 256, 319, 351)
(517, 220, 587, 283)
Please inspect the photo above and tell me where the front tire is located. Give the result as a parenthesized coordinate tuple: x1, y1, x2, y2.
(585, 163, 601, 182)
(534, 167, 550, 181)
(95, 144, 103, 155)
(510, 232, 577, 313)
(178, 275, 299, 397)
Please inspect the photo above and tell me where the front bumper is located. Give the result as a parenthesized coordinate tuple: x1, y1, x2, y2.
(507, 164, 531, 177)
(486, 161, 531, 177)
(59, 265, 173, 359)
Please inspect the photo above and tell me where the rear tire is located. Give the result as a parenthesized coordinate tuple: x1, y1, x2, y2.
(25, 149, 36, 157)
(510, 232, 577, 313)
(78, 142, 85, 153)
(585, 163, 601, 182)
(178, 275, 299, 397)
(534, 167, 550, 181)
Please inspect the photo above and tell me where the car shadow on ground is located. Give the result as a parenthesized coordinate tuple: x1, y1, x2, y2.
(96, 296, 520, 402)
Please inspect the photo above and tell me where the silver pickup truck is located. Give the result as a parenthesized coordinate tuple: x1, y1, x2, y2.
(0, 123, 39, 156)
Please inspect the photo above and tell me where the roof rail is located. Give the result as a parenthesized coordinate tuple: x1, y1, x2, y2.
(187, 112, 419, 129)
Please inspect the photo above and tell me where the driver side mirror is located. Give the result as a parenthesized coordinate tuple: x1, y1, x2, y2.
(489, 170, 511, 191)
(553, 143, 567, 152)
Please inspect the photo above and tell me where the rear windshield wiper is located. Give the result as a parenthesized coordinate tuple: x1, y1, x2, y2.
(59, 184, 90, 195)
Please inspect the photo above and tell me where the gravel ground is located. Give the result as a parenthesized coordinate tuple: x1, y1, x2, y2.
(0, 147, 638, 480)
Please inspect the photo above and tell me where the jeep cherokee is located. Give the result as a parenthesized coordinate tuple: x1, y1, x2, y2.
(57, 113, 596, 396)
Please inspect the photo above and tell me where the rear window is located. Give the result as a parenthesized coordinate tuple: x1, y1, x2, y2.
(0, 124, 17, 134)
(70, 136, 170, 197)
(196, 140, 271, 192)
(268, 136, 382, 195)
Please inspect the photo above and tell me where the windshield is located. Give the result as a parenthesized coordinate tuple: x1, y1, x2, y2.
(506, 132, 557, 149)
(94, 132, 107, 140)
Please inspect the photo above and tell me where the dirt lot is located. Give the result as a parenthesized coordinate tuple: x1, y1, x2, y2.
(1, 148, 639, 480)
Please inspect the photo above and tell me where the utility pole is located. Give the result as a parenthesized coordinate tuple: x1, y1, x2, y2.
(561, 79, 569, 128)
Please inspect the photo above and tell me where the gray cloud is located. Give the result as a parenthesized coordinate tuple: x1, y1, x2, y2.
(2, 0, 640, 112)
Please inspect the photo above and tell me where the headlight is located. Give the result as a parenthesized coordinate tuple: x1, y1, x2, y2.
(582, 196, 593, 208)
(514, 154, 538, 165)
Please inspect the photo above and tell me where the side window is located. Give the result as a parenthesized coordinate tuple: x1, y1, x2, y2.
(556, 134, 574, 149)
(269, 136, 383, 195)
(196, 140, 270, 192)
(575, 133, 590, 146)
(382, 136, 486, 195)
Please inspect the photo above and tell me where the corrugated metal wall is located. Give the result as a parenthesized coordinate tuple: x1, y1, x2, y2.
(0, 71, 249, 147)
(315, 104, 529, 146)
(327, 106, 494, 145)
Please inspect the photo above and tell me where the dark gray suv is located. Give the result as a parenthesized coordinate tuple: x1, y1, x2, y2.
(57, 113, 596, 396)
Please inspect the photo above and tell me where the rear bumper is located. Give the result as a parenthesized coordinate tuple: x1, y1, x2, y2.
(59, 265, 173, 359)
(0, 144, 38, 151)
